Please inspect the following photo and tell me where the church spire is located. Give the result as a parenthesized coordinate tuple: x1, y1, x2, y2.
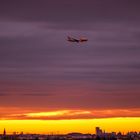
(3, 128, 6, 136)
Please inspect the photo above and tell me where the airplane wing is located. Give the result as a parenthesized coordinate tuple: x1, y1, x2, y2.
(73, 38, 79, 42)
(67, 36, 79, 42)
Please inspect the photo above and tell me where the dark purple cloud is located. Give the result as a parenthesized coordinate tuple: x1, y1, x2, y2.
(0, 0, 140, 23)
(0, 0, 140, 111)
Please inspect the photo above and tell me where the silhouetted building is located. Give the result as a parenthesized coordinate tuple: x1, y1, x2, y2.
(96, 127, 102, 136)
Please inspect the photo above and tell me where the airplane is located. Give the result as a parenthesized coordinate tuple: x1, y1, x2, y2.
(67, 36, 88, 43)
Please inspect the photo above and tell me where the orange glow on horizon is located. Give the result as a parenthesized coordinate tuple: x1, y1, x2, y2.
(0, 107, 139, 134)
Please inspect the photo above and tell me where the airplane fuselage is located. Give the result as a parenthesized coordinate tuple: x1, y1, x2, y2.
(67, 36, 88, 43)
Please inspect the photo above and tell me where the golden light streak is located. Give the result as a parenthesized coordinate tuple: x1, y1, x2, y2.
(26, 110, 69, 117)
(25, 110, 91, 117)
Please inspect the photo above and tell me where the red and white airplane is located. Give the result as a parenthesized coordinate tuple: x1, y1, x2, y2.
(67, 36, 88, 43)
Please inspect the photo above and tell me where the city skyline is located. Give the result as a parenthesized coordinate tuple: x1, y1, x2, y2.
(0, 127, 139, 140)
(0, 125, 139, 135)
(0, 0, 140, 134)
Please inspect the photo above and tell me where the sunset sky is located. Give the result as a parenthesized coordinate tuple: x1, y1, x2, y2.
(0, 0, 140, 134)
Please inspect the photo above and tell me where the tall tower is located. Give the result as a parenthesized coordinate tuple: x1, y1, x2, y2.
(3, 128, 6, 136)
(96, 127, 100, 135)
(95, 127, 102, 136)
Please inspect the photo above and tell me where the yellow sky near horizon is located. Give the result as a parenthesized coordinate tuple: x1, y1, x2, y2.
(0, 117, 139, 134)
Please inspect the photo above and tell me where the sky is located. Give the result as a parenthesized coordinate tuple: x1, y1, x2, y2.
(0, 0, 140, 133)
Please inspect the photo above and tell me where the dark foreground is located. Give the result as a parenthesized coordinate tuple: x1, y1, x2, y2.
(0, 132, 140, 140)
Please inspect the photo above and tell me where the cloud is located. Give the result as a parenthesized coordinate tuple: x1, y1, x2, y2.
(0, 0, 140, 23)
(0, 93, 9, 96)
(0, 108, 140, 120)
(22, 93, 53, 97)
